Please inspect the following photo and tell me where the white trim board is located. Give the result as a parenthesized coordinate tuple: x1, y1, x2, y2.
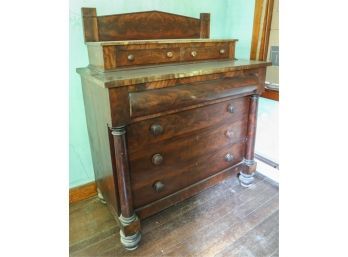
(256, 159, 279, 184)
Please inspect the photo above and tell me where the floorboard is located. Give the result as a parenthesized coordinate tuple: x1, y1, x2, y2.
(70, 173, 279, 257)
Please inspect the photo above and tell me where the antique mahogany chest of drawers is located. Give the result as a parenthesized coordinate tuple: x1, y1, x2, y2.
(77, 8, 270, 250)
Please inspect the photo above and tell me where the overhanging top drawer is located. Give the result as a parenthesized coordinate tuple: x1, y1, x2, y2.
(129, 74, 259, 119)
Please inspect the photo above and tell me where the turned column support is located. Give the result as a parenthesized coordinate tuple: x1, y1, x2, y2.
(111, 126, 141, 250)
(239, 94, 259, 187)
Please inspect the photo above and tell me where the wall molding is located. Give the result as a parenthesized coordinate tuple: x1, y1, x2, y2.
(69, 181, 97, 204)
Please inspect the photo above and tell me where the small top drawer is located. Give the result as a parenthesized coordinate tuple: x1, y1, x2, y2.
(183, 43, 229, 61)
(116, 48, 181, 67)
(86, 39, 237, 70)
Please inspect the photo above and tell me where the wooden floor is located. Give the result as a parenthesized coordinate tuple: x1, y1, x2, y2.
(70, 173, 279, 257)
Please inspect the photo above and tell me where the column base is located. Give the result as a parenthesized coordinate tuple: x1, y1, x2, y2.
(239, 159, 257, 187)
(238, 171, 255, 187)
(120, 230, 141, 250)
(118, 214, 142, 250)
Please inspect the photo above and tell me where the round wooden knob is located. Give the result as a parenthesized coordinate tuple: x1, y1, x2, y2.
(152, 153, 163, 165)
(227, 104, 235, 113)
(150, 124, 163, 136)
(220, 49, 226, 54)
(153, 181, 165, 192)
(225, 129, 234, 139)
(167, 51, 174, 58)
(127, 54, 135, 61)
(191, 51, 197, 57)
(224, 153, 234, 162)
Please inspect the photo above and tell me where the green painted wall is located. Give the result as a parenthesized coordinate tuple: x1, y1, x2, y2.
(69, 0, 255, 188)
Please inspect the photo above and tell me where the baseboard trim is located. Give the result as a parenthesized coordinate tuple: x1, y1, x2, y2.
(69, 181, 97, 204)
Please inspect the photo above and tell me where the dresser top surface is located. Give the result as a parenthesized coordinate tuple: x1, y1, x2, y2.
(86, 38, 238, 46)
(77, 59, 271, 88)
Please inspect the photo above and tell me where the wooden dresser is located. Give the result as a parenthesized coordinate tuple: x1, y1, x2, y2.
(77, 8, 270, 250)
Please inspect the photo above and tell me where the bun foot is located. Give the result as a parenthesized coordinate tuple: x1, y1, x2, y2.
(118, 214, 142, 250)
(120, 230, 141, 250)
(238, 171, 255, 187)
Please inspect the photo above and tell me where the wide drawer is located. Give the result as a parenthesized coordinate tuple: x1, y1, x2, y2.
(129, 76, 258, 118)
(130, 140, 246, 208)
(127, 97, 250, 153)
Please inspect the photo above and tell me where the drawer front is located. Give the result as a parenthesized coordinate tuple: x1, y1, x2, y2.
(129, 114, 248, 207)
(127, 97, 250, 153)
(116, 48, 181, 67)
(129, 117, 247, 173)
(183, 43, 229, 61)
(130, 141, 246, 208)
(129, 76, 258, 118)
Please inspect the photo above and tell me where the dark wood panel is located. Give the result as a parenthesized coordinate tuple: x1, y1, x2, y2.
(97, 11, 202, 41)
(129, 76, 259, 118)
(131, 142, 246, 208)
(245, 95, 258, 161)
(108, 87, 130, 127)
(81, 8, 99, 42)
(127, 97, 250, 152)
(80, 76, 119, 217)
(200, 13, 210, 38)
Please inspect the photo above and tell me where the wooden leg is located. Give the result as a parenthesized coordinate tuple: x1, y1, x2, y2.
(239, 94, 259, 187)
(111, 126, 141, 250)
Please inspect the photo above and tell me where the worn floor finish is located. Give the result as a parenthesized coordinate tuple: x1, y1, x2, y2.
(70, 173, 279, 257)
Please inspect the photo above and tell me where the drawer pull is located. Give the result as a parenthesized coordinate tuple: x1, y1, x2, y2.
(166, 51, 174, 58)
(225, 129, 234, 139)
(224, 153, 234, 162)
(227, 104, 235, 113)
(153, 181, 165, 192)
(191, 51, 197, 57)
(152, 153, 163, 165)
(220, 49, 226, 54)
(127, 54, 135, 61)
(150, 124, 163, 136)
